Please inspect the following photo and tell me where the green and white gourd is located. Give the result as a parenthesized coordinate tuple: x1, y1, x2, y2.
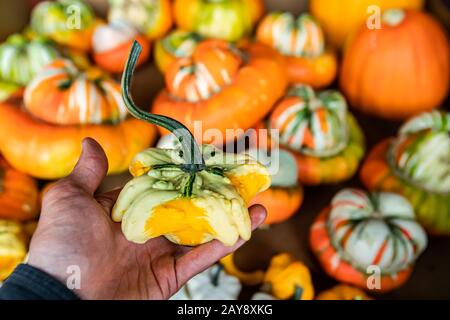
(329, 189, 427, 274)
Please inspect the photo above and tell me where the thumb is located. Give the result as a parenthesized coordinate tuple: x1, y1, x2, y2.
(67, 138, 109, 194)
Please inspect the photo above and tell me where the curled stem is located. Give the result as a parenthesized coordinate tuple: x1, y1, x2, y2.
(122, 41, 205, 173)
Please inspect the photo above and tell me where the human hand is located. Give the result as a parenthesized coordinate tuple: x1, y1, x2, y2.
(27, 138, 266, 300)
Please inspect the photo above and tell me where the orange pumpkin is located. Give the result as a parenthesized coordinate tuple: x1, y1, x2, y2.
(92, 21, 150, 74)
(268, 85, 365, 185)
(256, 12, 337, 88)
(152, 40, 288, 143)
(310, 189, 427, 292)
(340, 9, 450, 120)
(0, 156, 38, 221)
(316, 285, 372, 300)
(248, 148, 303, 225)
(310, 0, 425, 49)
(0, 100, 156, 179)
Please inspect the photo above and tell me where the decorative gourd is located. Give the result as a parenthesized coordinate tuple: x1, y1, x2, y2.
(154, 30, 202, 74)
(361, 111, 450, 235)
(113, 42, 270, 247)
(152, 39, 288, 143)
(268, 85, 365, 185)
(340, 9, 449, 120)
(248, 148, 303, 224)
(310, 0, 425, 49)
(92, 21, 150, 74)
(0, 34, 59, 86)
(173, 0, 264, 42)
(171, 265, 241, 300)
(24, 59, 128, 125)
(310, 189, 427, 292)
(316, 285, 372, 300)
(220, 252, 265, 286)
(30, 0, 98, 51)
(262, 253, 314, 300)
(0, 156, 38, 221)
(0, 220, 27, 281)
(112, 144, 270, 246)
(108, 0, 172, 40)
(256, 12, 337, 88)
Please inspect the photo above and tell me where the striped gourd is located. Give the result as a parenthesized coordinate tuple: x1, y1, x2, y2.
(165, 40, 243, 102)
(391, 111, 450, 194)
(327, 189, 427, 274)
(31, 0, 96, 51)
(0, 34, 59, 86)
(257, 12, 325, 58)
(269, 85, 348, 157)
(24, 59, 128, 125)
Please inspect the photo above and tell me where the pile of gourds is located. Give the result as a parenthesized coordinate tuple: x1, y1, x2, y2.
(0, 0, 448, 298)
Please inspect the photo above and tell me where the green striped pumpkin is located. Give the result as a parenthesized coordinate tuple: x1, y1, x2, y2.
(0, 34, 59, 86)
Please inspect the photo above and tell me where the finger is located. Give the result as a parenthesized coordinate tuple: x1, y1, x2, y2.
(66, 138, 109, 194)
(175, 205, 266, 285)
(96, 188, 122, 213)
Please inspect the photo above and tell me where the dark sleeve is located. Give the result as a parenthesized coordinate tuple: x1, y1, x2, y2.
(0, 264, 79, 300)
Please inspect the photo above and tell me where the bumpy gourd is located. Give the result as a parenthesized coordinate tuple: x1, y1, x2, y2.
(268, 85, 365, 185)
(112, 145, 270, 246)
(310, 188, 427, 292)
(0, 34, 59, 86)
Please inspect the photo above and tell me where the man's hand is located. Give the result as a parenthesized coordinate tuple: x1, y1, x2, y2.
(27, 138, 266, 300)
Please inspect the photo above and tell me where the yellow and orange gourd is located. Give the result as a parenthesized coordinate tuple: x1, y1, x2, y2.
(0, 220, 28, 281)
(256, 12, 337, 88)
(152, 39, 287, 143)
(310, 188, 427, 292)
(267, 85, 365, 185)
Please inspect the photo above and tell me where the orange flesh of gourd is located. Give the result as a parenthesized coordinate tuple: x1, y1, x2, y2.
(145, 198, 215, 246)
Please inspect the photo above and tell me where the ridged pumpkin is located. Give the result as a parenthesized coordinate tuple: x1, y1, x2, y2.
(0, 34, 59, 86)
(310, 189, 427, 292)
(262, 253, 314, 300)
(92, 21, 150, 74)
(30, 0, 98, 51)
(248, 148, 303, 225)
(152, 40, 288, 143)
(268, 85, 365, 185)
(340, 9, 450, 120)
(361, 111, 450, 235)
(174, 0, 264, 42)
(154, 30, 202, 74)
(310, 0, 425, 49)
(24, 59, 128, 125)
(316, 285, 372, 300)
(256, 12, 337, 88)
(108, 0, 172, 40)
(0, 220, 28, 281)
(0, 156, 38, 221)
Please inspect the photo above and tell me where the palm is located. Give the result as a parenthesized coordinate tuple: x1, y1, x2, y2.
(27, 139, 266, 300)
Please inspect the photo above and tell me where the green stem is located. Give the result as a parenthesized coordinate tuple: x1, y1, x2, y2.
(122, 41, 205, 173)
